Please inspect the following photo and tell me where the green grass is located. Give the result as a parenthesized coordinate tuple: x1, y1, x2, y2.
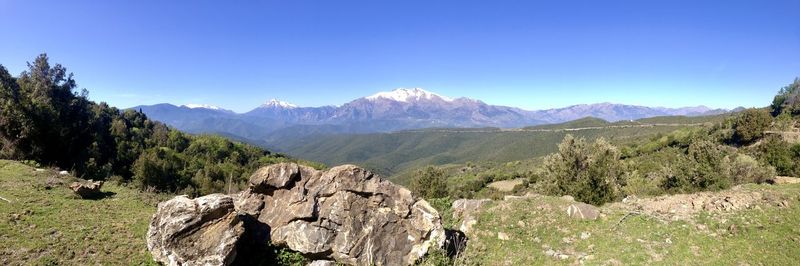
(0, 160, 165, 265)
(455, 183, 800, 265)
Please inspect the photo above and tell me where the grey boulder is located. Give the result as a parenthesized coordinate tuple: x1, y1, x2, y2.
(236, 163, 445, 265)
(147, 194, 244, 266)
(566, 202, 600, 220)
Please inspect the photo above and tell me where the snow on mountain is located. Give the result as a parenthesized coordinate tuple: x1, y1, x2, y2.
(261, 99, 299, 109)
(366, 88, 453, 102)
(182, 104, 225, 110)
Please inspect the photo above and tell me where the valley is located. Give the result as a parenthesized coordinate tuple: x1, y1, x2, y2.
(272, 115, 734, 181)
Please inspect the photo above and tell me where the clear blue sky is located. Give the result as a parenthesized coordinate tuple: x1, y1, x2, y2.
(1, 0, 798, 112)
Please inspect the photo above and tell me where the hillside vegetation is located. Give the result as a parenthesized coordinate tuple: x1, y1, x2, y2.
(276, 119, 709, 181)
(407, 79, 800, 208)
(0, 54, 319, 196)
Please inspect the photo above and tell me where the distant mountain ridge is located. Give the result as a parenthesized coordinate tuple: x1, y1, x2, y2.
(131, 88, 732, 145)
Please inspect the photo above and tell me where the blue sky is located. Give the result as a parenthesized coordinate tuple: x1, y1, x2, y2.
(1, 0, 798, 112)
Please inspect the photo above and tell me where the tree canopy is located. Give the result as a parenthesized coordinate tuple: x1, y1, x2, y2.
(0, 54, 305, 195)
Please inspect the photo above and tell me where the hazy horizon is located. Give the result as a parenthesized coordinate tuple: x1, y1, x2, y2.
(2, 0, 798, 112)
(124, 87, 742, 113)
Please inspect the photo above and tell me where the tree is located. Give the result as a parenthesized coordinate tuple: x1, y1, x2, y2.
(410, 166, 448, 199)
(0, 54, 289, 194)
(542, 135, 622, 205)
(733, 108, 772, 144)
(771, 78, 800, 116)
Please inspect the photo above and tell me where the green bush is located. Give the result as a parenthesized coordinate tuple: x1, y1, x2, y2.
(541, 135, 623, 205)
(756, 135, 800, 176)
(733, 108, 772, 144)
(410, 166, 448, 199)
(728, 154, 775, 184)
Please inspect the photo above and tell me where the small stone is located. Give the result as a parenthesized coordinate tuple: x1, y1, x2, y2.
(558, 254, 570, 260)
(69, 180, 104, 199)
(517, 220, 526, 227)
(566, 203, 599, 220)
(580, 231, 591, 240)
(498, 232, 510, 241)
(545, 249, 556, 256)
(665, 238, 672, 244)
(533, 236, 541, 243)
(308, 260, 336, 266)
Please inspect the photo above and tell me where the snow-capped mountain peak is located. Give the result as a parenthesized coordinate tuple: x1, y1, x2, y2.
(182, 104, 224, 110)
(262, 99, 298, 108)
(366, 88, 453, 102)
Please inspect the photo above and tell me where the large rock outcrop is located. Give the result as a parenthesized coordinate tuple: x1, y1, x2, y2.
(147, 194, 244, 266)
(236, 163, 445, 265)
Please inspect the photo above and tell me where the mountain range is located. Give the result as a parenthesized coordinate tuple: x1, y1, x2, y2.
(132, 88, 731, 146)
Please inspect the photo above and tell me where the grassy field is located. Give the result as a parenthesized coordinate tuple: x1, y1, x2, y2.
(452, 183, 800, 265)
(0, 160, 164, 265)
(2, 158, 799, 265)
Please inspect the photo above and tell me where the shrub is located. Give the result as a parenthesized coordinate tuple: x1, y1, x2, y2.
(686, 140, 730, 190)
(728, 154, 775, 184)
(756, 135, 800, 176)
(541, 135, 622, 205)
(410, 166, 448, 199)
(733, 108, 772, 144)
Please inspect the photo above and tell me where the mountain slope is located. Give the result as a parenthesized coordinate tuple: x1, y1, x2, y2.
(133, 88, 732, 147)
(275, 119, 728, 180)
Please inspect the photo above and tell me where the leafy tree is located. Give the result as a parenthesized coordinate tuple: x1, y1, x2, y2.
(410, 166, 448, 199)
(771, 78, 800, 116)
(733, 108, 772, 144)
(542, 135, 622, 205)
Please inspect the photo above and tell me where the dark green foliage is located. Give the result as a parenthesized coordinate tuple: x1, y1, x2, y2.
(410, 166, 448, 199)
(733, 108, 772, 144)
(771, 78, 800, 116)
(448, 174, 494, 199)
(686, 140, 730, 189)
(756, 135, 800, 177)
(541, 135, 623, 205)
(0, 54, 292, 194)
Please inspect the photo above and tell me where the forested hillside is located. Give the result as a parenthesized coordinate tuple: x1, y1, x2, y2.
(0, 54, 318, 195)
(277, 114, 734, 179)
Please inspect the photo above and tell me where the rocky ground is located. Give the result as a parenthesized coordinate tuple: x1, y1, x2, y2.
(448, 181, 800, 265)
